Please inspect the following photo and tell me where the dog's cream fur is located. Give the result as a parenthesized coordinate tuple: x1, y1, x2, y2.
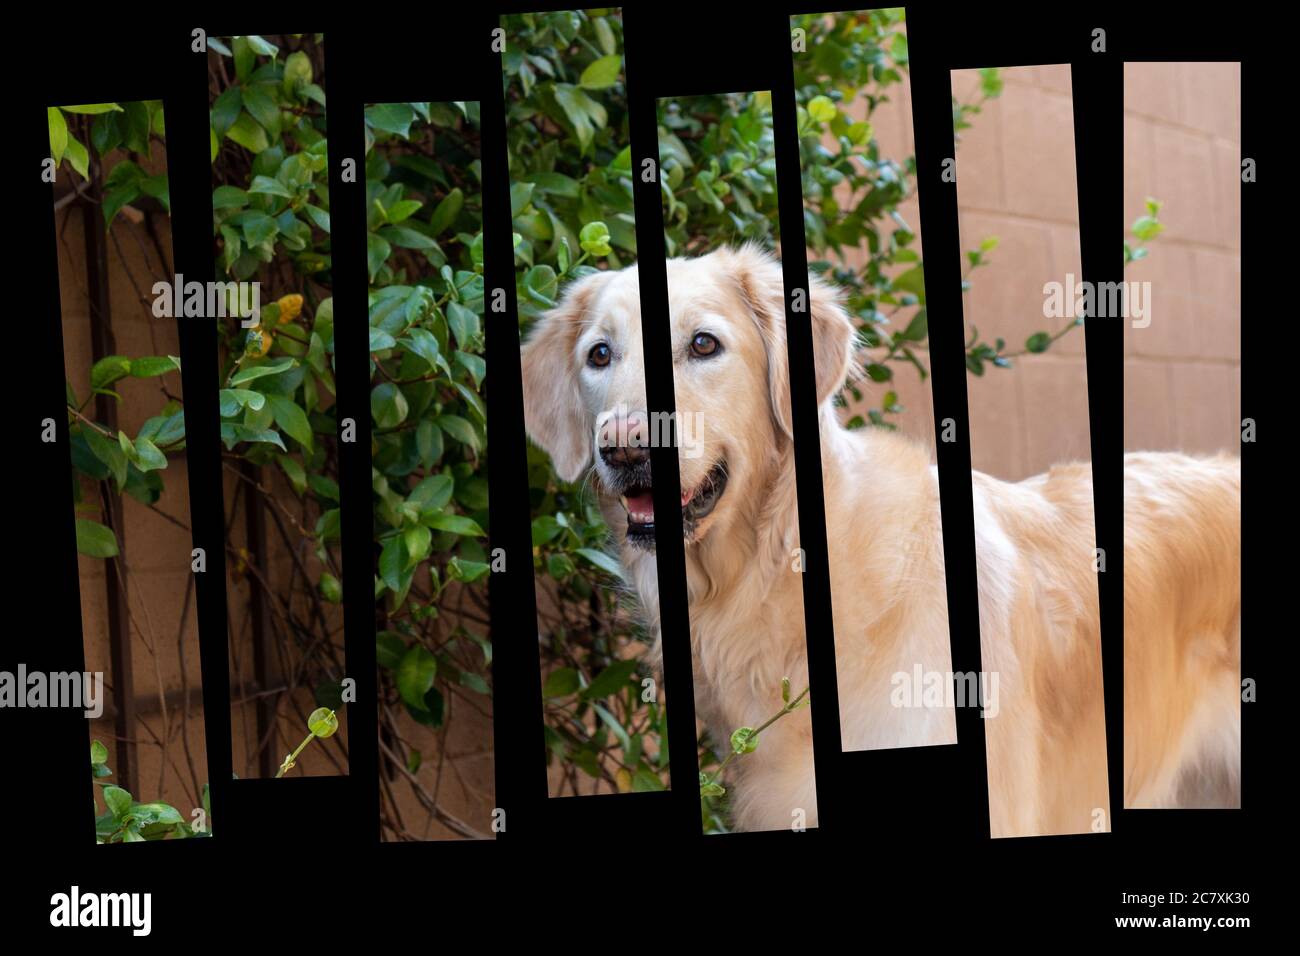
(521, 245, 1241, 837)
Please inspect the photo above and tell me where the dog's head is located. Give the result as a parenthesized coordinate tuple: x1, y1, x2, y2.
(521, 244, 855, 551)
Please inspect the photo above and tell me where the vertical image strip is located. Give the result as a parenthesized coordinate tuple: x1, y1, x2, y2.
(48, 98, 214, 842)
(788, 8, 958, 757)
(1121, 62, 1241, 810)
(362, 100, 495, 839)
(207, 34, 349, 778)
(506, 9, 673, 800)
(656, 88, 819, 834)
(951, 63, 1109, 838)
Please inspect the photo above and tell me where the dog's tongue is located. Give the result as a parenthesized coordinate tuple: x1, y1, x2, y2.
(626, 488, 693, 518)
(625, 490, 655, 518)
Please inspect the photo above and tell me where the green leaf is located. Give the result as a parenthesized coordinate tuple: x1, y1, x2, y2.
(376, 631, 407, 670)
(90, 355, 133, 391)
(103, 785, 132, 820)
(48, 108, 68, 163)
(83, 428, 128, 487)
(379, 536, 406, 591)
(1025, 332, 1052, 354)
(211, 86, 243, 136)
(76, 519, 119, 558)
(385, 199, 422, 224)
(244, 35, 280, 57)
(579, 54, 622, 90)
(229, 357, 295, 386)
(277, 453, 307, 495)
(398, 327, 442, 369)
(633, 769, 666, 792)
(226, 112, 270, 153)
(265, 394, 314, 451)
(283, 50, 313, 93)
(366, 103, 416, 138)
(129, 355, 180, 378)
(132, 437, 168, 472)
(403, 524, 432, 568)
(582, 659, 638, 700)
(319, 571, 342, 603)
(408, 473, 454, 513)
(807, 95, 837, 123)
(64, 135, 89, 178)
(249, 175, 294, 199)
(575, 547, 624, 581)
(416, 420, 443, 467)
(396, 645, 438, 710)
(446, 302, 480, 350)
(435, 414, 479, 451)
(892, 265, 926, 298)
(543, 667, 581, 698)
(371, 383, 409, 429)
(425, 514, 484, 537)
(380, 225, 438, 250)
(61, 103, 122, 115)
(427, 188, 464, 236)
(367, 232, 392, 279)
(447, 557, 490, 583)
(218, 388, 266, 417)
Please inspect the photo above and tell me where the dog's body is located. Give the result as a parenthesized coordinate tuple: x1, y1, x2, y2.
(522, 246, 1241, 836)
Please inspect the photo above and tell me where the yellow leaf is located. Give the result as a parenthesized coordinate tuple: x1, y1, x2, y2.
(277, 293, 304, 324)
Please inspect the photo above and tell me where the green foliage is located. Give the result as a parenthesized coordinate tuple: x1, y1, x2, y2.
(52, 100, 181, 556)
(504, 9, 633, 322)
(91, 740, 207, 843)
(49, 101, 169, 223)
(362, 100, 493, 763)
(211, 41, 494, 791)
(658, 90, 779, 256)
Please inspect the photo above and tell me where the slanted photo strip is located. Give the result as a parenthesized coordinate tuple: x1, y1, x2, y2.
(208, 34, 349, 779)
(655, 87, 821, 834)
(789, 9, 958, 760)
(1122, 61, 1241, 811)
(507, 9, 673, 800)
(363, 99, 495, 839)
(49, 98, 212, 842)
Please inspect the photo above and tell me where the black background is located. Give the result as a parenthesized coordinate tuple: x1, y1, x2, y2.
(9, 3, 1277, 937)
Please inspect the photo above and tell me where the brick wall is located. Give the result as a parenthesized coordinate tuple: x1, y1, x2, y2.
(1123, 61, 1241, 456)
(845, 61, 1239, 480)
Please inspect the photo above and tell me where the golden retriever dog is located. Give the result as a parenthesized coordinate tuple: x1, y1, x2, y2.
(521, 244, 1241, 836)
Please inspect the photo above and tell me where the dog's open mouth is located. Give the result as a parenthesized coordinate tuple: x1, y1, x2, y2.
(620, 461, 728, 548)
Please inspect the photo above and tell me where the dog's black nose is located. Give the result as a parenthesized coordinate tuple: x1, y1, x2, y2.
(597, 409, 652, 468)
(600, 443, 648, 467)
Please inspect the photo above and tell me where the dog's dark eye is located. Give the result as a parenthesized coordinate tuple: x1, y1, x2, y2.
(587, 342, 612, 368)
(690, 332, 721, 358)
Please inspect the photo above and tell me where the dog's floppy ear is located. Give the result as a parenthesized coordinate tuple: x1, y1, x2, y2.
(726, 244, 856, 439)
(520, 270, 611, 482)
(807, 269, 857, 406)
